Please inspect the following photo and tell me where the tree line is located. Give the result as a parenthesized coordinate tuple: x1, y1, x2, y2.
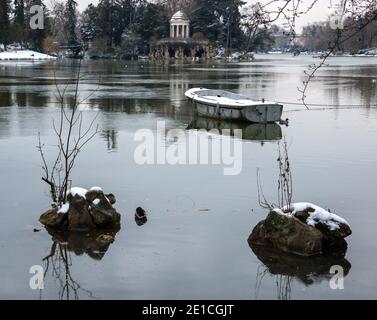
(0, 0, 376, 56)
(302, 16, 377, 53)
(0, 0, 247, 54)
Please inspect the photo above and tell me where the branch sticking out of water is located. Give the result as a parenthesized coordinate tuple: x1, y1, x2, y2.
(256, 137, 293, 212)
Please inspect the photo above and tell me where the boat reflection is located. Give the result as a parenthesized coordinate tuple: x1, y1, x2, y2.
(41, 226, 120, 299)
(250, 243, 351, 300)
(187, 118, 282, 141)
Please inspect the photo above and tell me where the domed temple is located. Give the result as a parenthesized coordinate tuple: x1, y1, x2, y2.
(150, 10, 215, 60)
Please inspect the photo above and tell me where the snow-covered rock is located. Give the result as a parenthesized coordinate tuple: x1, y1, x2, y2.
(249, 203, 352, 256)
(39, 187, 120, 231)
(0, 50, 56, 60)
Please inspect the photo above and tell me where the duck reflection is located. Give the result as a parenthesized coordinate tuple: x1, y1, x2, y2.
(250, 243, 351, 300)
(42, 226, 120, 299)
(187, 118, 282, 142)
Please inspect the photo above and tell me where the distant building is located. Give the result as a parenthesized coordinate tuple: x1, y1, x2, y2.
(150, 10, 214, 60)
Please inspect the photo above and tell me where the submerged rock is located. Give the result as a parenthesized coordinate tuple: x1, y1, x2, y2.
(249, 203, 351, 256)
(39, 187, 121, 231)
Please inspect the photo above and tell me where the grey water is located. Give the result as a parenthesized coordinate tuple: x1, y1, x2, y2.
(0, 54, 377, 299)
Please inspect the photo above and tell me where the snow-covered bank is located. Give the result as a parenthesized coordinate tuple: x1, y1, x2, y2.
(0, 50, 56, 61)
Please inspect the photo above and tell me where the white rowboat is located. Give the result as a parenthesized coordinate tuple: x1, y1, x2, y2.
(185, 88, 283, 123)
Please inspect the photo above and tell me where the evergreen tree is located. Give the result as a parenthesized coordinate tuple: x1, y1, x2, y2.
(96, 0, 115, 47)
(135, 1, 169, 41)
(0, 0, 11, 50)
(190, 0, 245, 49)
(25, 0, 49, 51)
(190, 0, 220, 42)
(81, 3, 97, 45)
(218, 0, 245, 50)
(65, 0, 78, 46)
(13, 0, 26, 46)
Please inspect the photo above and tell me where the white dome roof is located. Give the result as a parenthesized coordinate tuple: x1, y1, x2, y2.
(170, 10, 189, 22)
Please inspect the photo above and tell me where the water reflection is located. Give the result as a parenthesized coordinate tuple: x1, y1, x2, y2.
(42, 227, 120, 299)
(169, 75, 190, 109)
(0, 90, 50, 108)
(187, 118, 282, 142)
(0, 92, 12, 107)
(250, 244, 351, 300)
(101, 129, 118, 151)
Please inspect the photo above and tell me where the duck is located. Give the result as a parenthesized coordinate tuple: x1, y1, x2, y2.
(135, 207, 147, 219)
(135, 207, 148, 226)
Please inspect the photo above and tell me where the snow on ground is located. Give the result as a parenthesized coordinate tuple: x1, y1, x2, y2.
(274, 202, 350, 231)
(69, 187, 88, 198)
(93, 198, 100, 205)
(58, 203, 70, 214)
(0, 50, 56, 60)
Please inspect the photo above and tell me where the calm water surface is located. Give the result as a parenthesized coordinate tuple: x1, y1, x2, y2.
(0, 54, 377, 299)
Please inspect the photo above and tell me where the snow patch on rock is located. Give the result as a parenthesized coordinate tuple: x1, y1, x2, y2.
(69, 187, 88, 198)
(90, 186, 103, 192)
(274, 202, 349, 231)
(58, 203, 70, 214)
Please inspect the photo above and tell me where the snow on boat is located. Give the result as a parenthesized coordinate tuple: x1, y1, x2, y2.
(185, 88, 283, 123)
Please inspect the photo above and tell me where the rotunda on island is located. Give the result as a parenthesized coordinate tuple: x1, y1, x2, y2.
(150, 10, 214, 60)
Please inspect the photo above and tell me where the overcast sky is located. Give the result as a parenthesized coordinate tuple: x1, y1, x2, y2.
(71, 0, 336, 31)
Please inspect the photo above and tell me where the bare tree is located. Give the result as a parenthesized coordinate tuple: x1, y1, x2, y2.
(37, 60, 100, 206)
(241, 2, 270, 53)
(241, 0, 377, 106)
(257, 137, 293, 211)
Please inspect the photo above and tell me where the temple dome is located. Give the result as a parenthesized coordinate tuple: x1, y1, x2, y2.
(170, 10, 189, 22)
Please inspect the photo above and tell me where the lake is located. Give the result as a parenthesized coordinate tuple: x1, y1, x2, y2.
(0, 54, 376, 299)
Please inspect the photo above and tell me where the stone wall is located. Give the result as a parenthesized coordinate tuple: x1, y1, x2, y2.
(150, 39, 215, 60)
